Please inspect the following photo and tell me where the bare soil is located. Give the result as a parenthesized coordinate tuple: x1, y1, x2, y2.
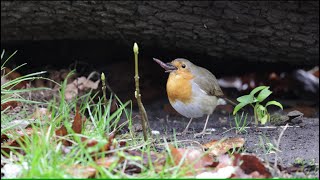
(130, 98, 319, 177)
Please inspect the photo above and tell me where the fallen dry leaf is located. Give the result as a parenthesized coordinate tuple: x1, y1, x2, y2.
(64, 164, 96, 178)
(169, 145, 215, 175)
(80, 133, 116, 159)
(202, 137, 245, 156)
(65, 75, 100, 101)
(72, 107, 86, 134)
(1, 101, 18, 111)
(96, 156, 124, 169)
(55, 107, 86, 146)
(126, 150, 166, 173)
(1, 134, 9, 143)
(32, 107, 51, 120)
(233, 153, 272, 178)
(1, 127, 38, 155)
(2, 67, 27, 89)
(197, 153, 271, 178)
(33, 79, 46, 88)
(55, 125, 68, 137)
(196, 166, 236, 178)
(46, 69, 77, 88)
(110, 98, 118, 114)
(55, 125, 70, 146)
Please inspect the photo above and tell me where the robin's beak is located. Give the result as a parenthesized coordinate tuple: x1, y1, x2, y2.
(153, 58, 177, 73)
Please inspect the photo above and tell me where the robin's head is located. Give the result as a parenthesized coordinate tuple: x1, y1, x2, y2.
(153, 58, 194, 74)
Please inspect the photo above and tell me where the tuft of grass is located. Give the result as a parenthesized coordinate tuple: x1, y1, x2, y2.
(1, 50, 52, 131)
(1, 66, 198, 178)
(233, 111, 249, 134)
(258, 134, 279, 155)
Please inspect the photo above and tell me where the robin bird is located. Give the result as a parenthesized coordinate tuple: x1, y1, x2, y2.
(154, 58, 225, 137)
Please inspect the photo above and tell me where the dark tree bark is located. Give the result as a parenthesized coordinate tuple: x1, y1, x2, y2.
(1, 1, 319, 65)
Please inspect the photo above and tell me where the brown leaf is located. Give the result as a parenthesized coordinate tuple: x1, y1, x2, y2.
(65, 76, 100, 100)
(202, 137, 245, 156)
(96, 156, 124, 168)
(125, 150, 166, 173)
(81, 137, 98, 147)
(54, 107, 86, 146)
(3, 67, 28, 89)
(233, 153, 271, 178)
(64, 164, 96, 178)
(119, 140, 126, 147)
(55, 125, 71, 146)
(72, 107, 86, 134)
(1, 101, 18, 111)
(81, 133, 115, 159)
(197, 153, 272, 178)
(55, 125, 68, 137)
(1, 127, 37, 155)
(110, 98, 118, 114)
(169, 145, 215, 175)
(1, 134, 9, 143)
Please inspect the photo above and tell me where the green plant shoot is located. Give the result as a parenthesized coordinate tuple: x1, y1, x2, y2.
(233, 86, 283, 125)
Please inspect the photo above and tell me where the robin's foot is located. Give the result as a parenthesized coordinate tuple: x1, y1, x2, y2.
(176, 130, 193, 136)
(193, 131, 211, 138)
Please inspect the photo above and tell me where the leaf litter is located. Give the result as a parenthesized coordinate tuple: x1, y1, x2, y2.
(1, 104, 274, 178)
(1, 68, 303, 178)
(1, 109, 273, 178)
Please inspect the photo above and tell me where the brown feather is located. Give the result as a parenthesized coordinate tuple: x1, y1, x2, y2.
(192, 66, 224, 97)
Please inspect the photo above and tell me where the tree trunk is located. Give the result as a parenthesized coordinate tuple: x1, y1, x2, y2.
(1, 1, 319, 65)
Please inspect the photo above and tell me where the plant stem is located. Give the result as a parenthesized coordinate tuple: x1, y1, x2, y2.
(133, 42, 150, 141)
(254, 103, 259, 125)
(101, 72, 108, 107)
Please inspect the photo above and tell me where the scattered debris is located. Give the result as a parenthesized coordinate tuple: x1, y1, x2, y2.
(31, 107, 51, 120)
(202, 137, 245, 156)
(65, 72, 100, 101)
(1, 101, 18, 111)
(64, 164, 96, 178)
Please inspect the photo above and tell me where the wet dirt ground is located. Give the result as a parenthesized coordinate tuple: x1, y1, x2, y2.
(130, 98, 319, 177)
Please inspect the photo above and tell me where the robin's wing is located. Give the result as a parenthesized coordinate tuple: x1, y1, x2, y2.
(193, 67, 224, 97)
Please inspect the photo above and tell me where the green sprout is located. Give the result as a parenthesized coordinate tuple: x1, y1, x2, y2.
(233, 86, 283, 125)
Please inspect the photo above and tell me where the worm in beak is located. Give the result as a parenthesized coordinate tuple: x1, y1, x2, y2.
(153, 58, 177, 73)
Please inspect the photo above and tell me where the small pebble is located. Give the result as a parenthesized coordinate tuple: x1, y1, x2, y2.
(132, 123, 143, 132)
(206, 128, 216, 132)
(151, 130, 160, 135)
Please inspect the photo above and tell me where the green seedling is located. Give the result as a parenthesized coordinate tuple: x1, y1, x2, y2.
(233, 111, 249, 134)
(233, 86, 283, 125)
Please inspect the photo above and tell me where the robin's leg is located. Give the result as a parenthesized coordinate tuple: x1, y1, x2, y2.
(194, 114, 211, 138)
(182, 118, 193, 134)
(177, 118, 193, 136)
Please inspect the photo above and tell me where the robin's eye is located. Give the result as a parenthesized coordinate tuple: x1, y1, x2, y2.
(181, 64, 186, 68)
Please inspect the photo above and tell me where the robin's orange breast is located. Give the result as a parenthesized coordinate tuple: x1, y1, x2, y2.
(166, 70, 194, 104)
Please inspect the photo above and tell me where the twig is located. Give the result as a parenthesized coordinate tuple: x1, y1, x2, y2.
(222, 125, 298, 134)
(273, 123, 289, 170)
(133, 42, 150, 141)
